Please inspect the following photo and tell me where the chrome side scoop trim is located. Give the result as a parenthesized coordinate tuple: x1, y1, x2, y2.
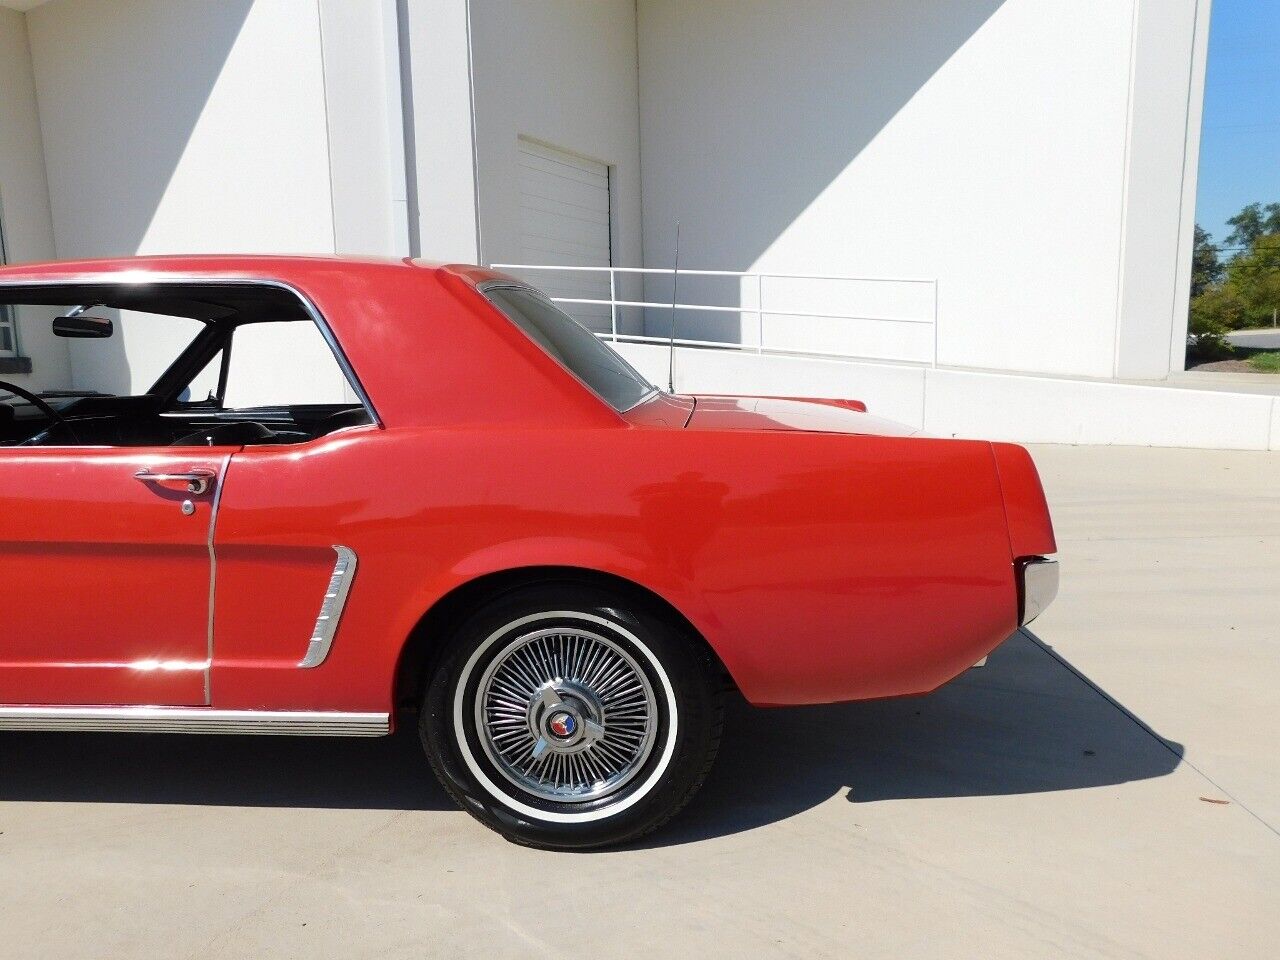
(300, 545, 358, 669)
(0, 706, 388, 737)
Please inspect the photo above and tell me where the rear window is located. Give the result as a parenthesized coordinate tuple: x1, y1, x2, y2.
(483, 285, 656, 412)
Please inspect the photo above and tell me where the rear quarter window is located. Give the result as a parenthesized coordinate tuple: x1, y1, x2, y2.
(482, 285, 656, 413)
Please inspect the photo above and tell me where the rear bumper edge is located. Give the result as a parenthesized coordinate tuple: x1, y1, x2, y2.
(1018, 556, 1059, 626)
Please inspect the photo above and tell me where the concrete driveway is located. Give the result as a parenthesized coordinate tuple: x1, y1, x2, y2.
(0, 445, 1276, 959)
(1227, 328, 1280, 350)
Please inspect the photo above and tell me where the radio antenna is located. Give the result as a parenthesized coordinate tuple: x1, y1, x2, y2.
(667, 220, 681, 393)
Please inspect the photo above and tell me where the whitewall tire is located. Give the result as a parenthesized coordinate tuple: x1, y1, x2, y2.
(419, 584, 723, 849)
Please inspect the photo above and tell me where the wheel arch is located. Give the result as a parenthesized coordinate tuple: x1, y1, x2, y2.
(392, 565, 734, 711)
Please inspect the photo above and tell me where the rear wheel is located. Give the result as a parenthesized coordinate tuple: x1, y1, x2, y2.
(419, 585, 723, 850)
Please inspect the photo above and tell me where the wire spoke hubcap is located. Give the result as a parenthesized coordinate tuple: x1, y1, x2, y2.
(475, 626, 658, 803)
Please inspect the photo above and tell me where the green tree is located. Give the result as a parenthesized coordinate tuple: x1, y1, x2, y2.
(1189, 284, 1244, 358)
(1225, 201, 1280, 248)
(1223, 234, 1280, 327)
(1187, 205, 1280, 361)
(1191, 225, 1224, 298)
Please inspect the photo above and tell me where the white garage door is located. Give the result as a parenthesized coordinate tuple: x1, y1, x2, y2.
(518, 138, 612, 332)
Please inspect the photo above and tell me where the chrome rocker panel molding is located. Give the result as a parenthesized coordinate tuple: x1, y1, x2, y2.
(299, 545, 359, 669)
(0, 706, 389, 736)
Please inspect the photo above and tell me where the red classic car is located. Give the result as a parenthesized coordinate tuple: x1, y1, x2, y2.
(0, 256, 1056, 848)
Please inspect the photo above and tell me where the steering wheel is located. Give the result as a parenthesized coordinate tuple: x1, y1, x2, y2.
(0, 379, 80, 445)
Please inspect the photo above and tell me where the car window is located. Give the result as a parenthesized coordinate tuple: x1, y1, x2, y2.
(179, 349, 223, 404)
(483, 285, 656, 413)
(222, 320, 353, 409)
(58, 310, 205, 397)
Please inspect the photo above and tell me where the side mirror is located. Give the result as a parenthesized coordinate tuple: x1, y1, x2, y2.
(53, 314, 114, 338)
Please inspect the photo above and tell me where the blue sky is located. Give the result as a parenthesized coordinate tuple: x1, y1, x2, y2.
(1195, 0, 1280, 253)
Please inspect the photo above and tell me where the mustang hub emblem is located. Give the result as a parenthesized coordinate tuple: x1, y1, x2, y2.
(548, 712, 576, 738)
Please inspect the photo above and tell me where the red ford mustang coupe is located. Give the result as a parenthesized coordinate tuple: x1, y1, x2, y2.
(0, 256, 1056, 848)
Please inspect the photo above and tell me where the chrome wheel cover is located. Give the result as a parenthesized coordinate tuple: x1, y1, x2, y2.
(474, 627, 659, 803)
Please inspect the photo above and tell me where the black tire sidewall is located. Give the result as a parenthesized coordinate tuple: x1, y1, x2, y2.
(420, 585, 719, 850)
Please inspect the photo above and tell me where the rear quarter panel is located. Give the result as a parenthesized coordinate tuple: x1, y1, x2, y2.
(211, 426, 1015, 711)
(991, 442, 1057, 557)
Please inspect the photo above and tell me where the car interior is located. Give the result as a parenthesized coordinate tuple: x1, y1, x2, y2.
(0, 282, 374, 448)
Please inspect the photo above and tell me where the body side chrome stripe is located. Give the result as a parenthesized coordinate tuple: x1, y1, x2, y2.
(0, 706, 389, 737)
(299, 545, 358, 668)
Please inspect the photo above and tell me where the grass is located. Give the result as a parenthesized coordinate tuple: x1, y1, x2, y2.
(1245, 350, 1280, 373)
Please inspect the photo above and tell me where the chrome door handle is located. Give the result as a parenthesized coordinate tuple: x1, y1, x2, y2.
(134, 468, 216, 495)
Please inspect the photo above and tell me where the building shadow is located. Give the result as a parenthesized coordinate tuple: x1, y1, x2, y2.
(0, 630, 1181, 841)
(19, 0, 256, 394)
(28, 0, 255, 260)
(634, 0, 1010, 344)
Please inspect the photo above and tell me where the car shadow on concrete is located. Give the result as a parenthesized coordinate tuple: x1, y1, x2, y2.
(0, 721, 453, 811)
(640, 629, 1184, 848)
(0, 631, 1182, 840)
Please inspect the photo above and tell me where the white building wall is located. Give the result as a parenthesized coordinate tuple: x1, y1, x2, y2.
(2, 0, 1253, 449)
(22, 0, 354, 399)
(1167, 0, 1214, 376)
(0, 6, 69, 391)
(1114, 0, 1206, 379)
(636, 0, 1145, 381)
(400, 0, 481, 264)
(26, 0, 336, 262)
(317, 0, 411, 258)
(617, 342, 1280, 451)
(468, 0, 643, 308)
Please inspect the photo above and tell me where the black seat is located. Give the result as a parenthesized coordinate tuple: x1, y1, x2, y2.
(317, 407, 373, 434)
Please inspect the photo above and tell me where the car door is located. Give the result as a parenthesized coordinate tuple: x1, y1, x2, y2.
(0, 447, 233, 706)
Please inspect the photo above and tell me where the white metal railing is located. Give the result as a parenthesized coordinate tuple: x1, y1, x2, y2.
(490, 264, 939, 367)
